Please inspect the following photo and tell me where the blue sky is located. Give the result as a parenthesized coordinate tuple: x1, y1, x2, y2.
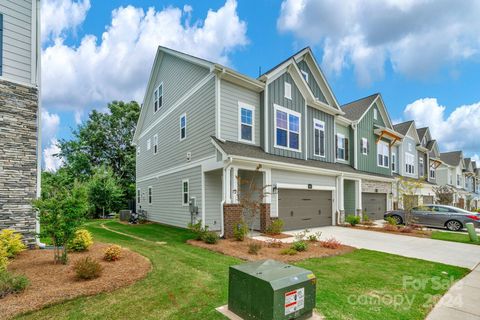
(40, 0, 480, 170)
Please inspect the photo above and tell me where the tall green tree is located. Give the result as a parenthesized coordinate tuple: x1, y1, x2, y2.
(88, 165, 124, 217)
(59, 101, 140, 200)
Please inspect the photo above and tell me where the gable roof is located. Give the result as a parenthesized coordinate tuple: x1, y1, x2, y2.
(426, 139, 436, 151)
(393, 121, 414, 136)
(417, 127, 428, 141)
(341, 93, 379, 121)
(464, 158, 473, 172)
(440, 151, 463, 167)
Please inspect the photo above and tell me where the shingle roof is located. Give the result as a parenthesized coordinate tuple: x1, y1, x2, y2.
(340, 94, 379, 121)
(440, 151, 462, 166)
(212, 137, 393, 179)
(464, 158, 472, 171)
(393, 121, 414, 136)
(417, 127, 428, 141)
(259, 47, 309, 77)
(426, 139, 436, 151)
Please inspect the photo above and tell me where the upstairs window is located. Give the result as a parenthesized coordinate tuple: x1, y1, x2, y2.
(336, 134, 348, 161)
(284, 82, 292, 100)
(182, 180, 189, 205)
(392, 152, 397, 172)
(239, 103, 254, 143)
(405, 153, 415, 174)
(275, 105, 300, 151)
(419, 158, 424, 176)
(147, 138, 151, 151)
(180, 114, 187, 140)
(301, 70, 309, 82)
(457, 174, 461, 186)
(153, 134, 158, 154)
(373, 108, 378, 120)
(313, 119, 325, 157)
(361, 138, 369, 155)
(154, 83, 163, 113)
(377, 141, 389, 168)
(430, 167, 435, 179)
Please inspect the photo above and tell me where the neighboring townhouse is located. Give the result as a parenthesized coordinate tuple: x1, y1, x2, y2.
(463, 158, 478, 209)
(133, 46, 399, 237)
(438, 151, 466, 208)
(473, 161, 480, 209)
(0, 1, 41, 245)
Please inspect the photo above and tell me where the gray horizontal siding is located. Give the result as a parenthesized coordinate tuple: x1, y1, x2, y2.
(307, 106, 334, 162)
(297, 60, 327, 104)
(204, 169, 222, 231)
(136, 78, 216, 178)
(399, 136, 418, 178)
(0, 0, 33, 84)
(220, 79, 261, 145)
(142, 53, 210, 129)
(137, 166, 202, 228)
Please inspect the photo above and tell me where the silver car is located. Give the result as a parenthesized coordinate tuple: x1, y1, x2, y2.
(384, 204, 480, 231)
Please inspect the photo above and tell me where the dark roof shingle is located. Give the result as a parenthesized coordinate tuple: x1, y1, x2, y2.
(340, 94, 379, 121)
(417, 127, 428, 141)
(393, 121, 414, 136)
(440, 151, 462, 166)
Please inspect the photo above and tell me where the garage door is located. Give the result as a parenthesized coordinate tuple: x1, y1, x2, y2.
(362, 193, 387, 220)
(278, 189, 332, 230)
(423, 196, 434, 205)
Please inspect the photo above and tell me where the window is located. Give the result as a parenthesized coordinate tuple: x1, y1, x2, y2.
(419, 158, 424, 177)
(137, 146, 140, 156)
(408, 142, 413, 152)
(457, 174, 461, 186)
(154, 83, 163, 113)
(153, 134, 158, 154)
(137, 189, 141, 204)
(361, 138, 368, 155)
(430, 167, 435, 179)
(392, 152, 397, 172)
(148, 187, 152, 204)
(373, 108, 378, 120)
(301, 70, 309, 82)
(147, 138, 151, 151)
(274, 105, 301, 151)
(284, 82, 292, 99)
(182, 180, 189, 205)
(180, 114, 186, 140)
(239, 103, 254, 142)
(377, 141, 389, 168)
(405, 153, 415, 174)
(313, 119, 325, 157)
(336, 134, 348, 160)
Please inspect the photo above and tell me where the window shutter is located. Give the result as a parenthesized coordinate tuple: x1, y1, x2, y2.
(0, 14, 3, 76)
(335, 135, 338, 158)
(345, 138, 349, 161)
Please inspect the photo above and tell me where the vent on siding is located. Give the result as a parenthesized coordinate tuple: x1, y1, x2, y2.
(186, 152, 192, 162)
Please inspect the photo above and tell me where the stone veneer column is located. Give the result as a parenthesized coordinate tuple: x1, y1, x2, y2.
(260, 203, 272, 233)
(223, 204, 243, 238)
(0, 80, 38, 246)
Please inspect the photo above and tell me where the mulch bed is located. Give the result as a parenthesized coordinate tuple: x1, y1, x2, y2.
(1, 243, 151, 320)
(343, 224, 432, 238)
(259, 233, 293, 239)
(187, 239, 355, 262)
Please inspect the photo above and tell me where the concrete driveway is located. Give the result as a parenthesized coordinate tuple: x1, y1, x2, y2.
(275, 226, 480, 269)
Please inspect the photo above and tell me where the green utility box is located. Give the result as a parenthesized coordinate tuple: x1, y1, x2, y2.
(228, 259, 316, 320)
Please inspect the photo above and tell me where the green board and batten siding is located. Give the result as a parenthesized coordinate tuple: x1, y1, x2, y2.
(307, 106, 335, 162)
(344, 180, 356, 216)
(356, 102, 392, 176)
(335, 123, 353, 166)
(296, 60, 327, 104)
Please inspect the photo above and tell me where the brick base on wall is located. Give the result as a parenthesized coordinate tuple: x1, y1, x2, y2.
(260, 204, 271, 232)
(223, 203, 272, 238)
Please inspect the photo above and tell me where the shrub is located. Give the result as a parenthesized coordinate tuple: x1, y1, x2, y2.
(0, 229, 26, 258)
(248, 242, 262, 255)
(0, 246, 9, 271)
(346, 215, 361, 226)
(266, 219, 284, 235)
(103, 245, 122, 261)
(319, 237, 342, 249)
(0, 270, 29, 298)
(202, 231, 219, 244)
(69, 229, 93, 252)
(280, 248, 297, 255)
(385, 217, 398, 226)
(291, 241, 308, 252)
(188, 220, 208, 241)
(233, 222, 248, 241)
(399, 226, 413, 233)
(266, 239, 283, 248)
(307, 232, 322, 242)
(383, 224, 398, 232)
(74, 257, 102, 280)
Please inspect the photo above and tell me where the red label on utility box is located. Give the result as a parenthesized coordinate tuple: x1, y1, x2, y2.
(284, 288, 305, 315)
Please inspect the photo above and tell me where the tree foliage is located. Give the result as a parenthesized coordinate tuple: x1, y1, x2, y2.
(88, 165, 124, 217)
(397, 177, 424, 226)
(433, 185, 455, 205)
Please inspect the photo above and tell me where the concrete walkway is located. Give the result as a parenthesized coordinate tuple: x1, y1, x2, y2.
(254, 226, 480, 269)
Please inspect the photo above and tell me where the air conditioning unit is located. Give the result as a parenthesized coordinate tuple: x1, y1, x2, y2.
(186, 152, 192, 161)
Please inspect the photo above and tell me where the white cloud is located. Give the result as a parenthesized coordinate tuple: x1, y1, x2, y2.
(74, 110, 82, 125)
(41, 0, 91, 43)
(404, 98, 480, 156)
(43, 139, 64, 172)
(41, 0, 248, 112)
(277, 0, 480, 86)
(41, 109, 60, 142)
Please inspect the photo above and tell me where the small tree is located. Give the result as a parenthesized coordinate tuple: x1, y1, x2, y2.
(397, 177, 424, 226)
(433, 185, 454, 205)
(236, 165, 270, 237)
(88, 165, 124, 218)
(33, 181, 89, 264)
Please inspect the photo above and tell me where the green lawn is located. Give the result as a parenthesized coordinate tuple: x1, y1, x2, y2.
(431, 230, 480, 245)
(18, 221, 469, 320)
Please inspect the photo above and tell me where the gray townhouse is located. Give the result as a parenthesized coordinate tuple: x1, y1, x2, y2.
(437, 151, 470, 208)
(133, 46, 404, 237)
(0, 0, 41, 245)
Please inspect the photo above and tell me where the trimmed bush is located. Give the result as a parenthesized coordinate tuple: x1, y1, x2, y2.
(346, 215, 361, 226)
(69, 229, 93, 252)
(188, 220, 208, 241)
(266, 239, 283, 248)
(319, 237, 342, 249)
(280, 248, 297, 255)
(104, 245, 122, 261)
(0, 246, 8, 271)
(266, 219, 284, 235)
(385, 216, 398, 226)
(0, 229, 26, 259)
(291, 241, 308, 252)
(202, 232, 219, 244)
(248, 242, 262, 255)
(233, 222, 248, 241)
(0, 270, 29, 298)
(74, 257, 102, 280)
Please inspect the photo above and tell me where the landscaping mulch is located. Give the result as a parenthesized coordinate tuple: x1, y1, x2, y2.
(1, 243, 151, 320)
(187, 238, 355, 262)
(344, 224, 432, 238)
(259, 233, 293, 239)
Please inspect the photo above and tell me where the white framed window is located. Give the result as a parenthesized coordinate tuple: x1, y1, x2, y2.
(182, 179, 189, 206)
(361, 138, 368, 155)
(284, 82, 292, 100)
(457, 174, 461, 186)
(301, 70, 309, 82)
(313, 119, 325, 157)
(238, 103, 255, 143)
(137, 146, 140, 156)
(137, 189, 141, 204)
(373, 108, 378, 120)
(274, 105, 301, 151)
(377, 141, 389, 168)
(336, 134, 348, 161)
(180, 113, 187, 140)
(419, 158, 424, 177)
(392, 152, 397, 172)
(153, 134, 158, 155)
(408, 142, 412, 152)
(147, 138, 151, 151)
(405, 153, 415, 174)
(154, 83, 163, 113)
(148, 186, 152, 204)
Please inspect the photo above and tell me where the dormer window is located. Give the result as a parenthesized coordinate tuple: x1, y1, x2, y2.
(373, 108, 378, 120)
(284, 82, 292, 100)
(300, 70, 309, 82)
(154, 83, 163, 113)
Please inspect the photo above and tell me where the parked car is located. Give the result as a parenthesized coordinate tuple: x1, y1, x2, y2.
(384, 205, 480, 231)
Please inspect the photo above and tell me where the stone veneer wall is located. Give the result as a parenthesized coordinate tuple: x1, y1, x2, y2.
(362, 179, 392, 194)
(0, 79, 38, 246)
(223, 203, 272, 238)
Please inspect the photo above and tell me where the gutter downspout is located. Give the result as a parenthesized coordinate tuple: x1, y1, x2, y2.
(220, 157, 233, 238)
